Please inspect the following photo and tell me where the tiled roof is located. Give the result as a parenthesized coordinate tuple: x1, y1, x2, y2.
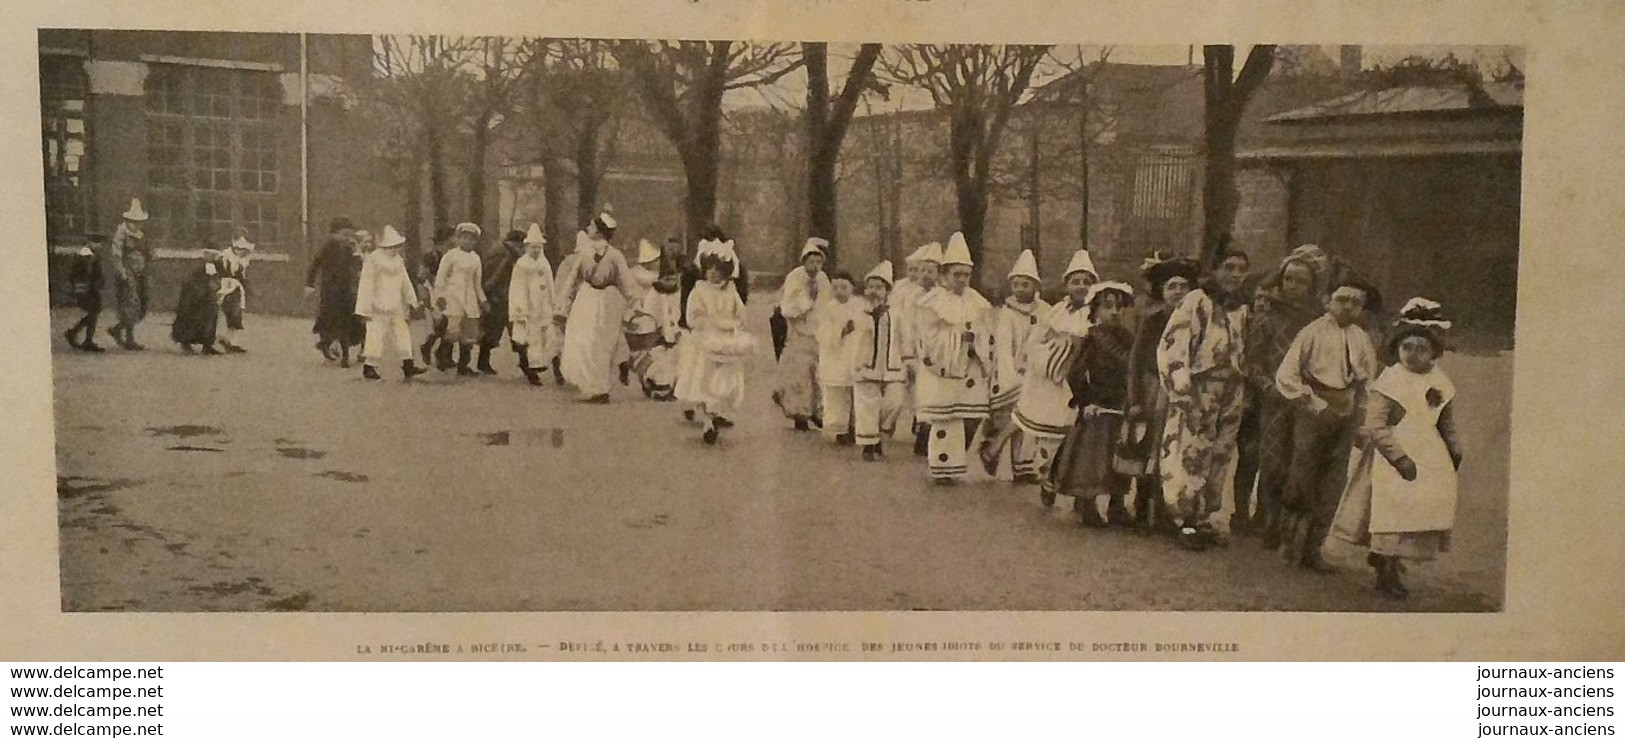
(1265, 81, 1523, 122)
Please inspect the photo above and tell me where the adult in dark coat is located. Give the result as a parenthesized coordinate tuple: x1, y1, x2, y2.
(62, 237, 107, 352)
(477, 230, 525, 374)
(305, 217, 362, 365)
(171, 254, 223, 354)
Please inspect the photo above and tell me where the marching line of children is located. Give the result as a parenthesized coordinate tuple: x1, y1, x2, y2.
(772, 234, 1465, 600)
(57, 206, 1465, 599)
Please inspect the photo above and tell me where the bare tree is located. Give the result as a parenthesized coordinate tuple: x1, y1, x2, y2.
(1200, 44, 1275, 269)
(512, 39, 629, 250)
(613, 41, 803, 248)
(802, 42, 884, 267)
(880, 44, 1052, 284)
(373, 35, 479, 238)
(459, 37, 534, 234)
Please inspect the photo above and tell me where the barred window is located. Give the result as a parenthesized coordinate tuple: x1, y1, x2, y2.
(143, 64, 282, 250)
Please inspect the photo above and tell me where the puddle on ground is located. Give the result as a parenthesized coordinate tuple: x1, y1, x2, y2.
(273, 438, 303, 446)
(621, 513, 672, 530)
(478, 428, 566, 448)
(146, 425, 222, 438)
(57, 476, 144, 499)
(276, 447, 326, 460)
(266, 592, 314, 611)
(188, 580, 274, 598)
(314, 471, 369, 483)
(167, 445, 224, 453)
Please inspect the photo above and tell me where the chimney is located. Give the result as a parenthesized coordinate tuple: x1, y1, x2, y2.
(1339, 45, 1363, 73)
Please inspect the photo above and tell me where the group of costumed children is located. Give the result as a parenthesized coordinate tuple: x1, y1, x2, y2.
(772, 232, 1464, 599)
(63, 200, 1463, 599)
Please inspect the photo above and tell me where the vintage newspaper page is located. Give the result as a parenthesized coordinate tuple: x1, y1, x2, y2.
(1, 0, 1620, 662)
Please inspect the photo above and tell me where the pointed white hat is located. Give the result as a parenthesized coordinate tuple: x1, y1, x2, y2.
(800, 237, 829, 260)
(524, 223, 545, 245)
(1064, 249, 1098, 279)
(942, 232, 973, 267)
(231, 235, 256, 252)
(865, 260, 895, 286)
(1008, 249, 1040, 282)
(122, 198, 148, 221)
(917, 242, 944, 264)
(903, 244, 927, 265)
(379, 225, 407, 248)
(637, 239, 661, 265)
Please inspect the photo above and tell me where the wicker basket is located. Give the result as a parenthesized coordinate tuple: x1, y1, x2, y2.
(624, 312, 661, 352)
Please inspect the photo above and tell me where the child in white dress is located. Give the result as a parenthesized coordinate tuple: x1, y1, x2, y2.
(1330, 298, 1463, 599)
(674, 239, 754, 445)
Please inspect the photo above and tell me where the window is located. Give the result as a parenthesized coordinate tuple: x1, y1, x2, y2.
(143, 64, 282, 250)
(40, 54, 90, 244)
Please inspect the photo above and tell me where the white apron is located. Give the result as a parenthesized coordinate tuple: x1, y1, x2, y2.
(1368, 366, 1459, 533)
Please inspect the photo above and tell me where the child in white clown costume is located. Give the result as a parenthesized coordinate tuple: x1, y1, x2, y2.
(978, 249, 1050, 482)
(507, 223, 558, 386)
(852, 260, 912, 461)
(913, 232, 995, 485)
(904, 242, 945, 457)
(355, 225, 431, 381)
(626, 238, 683, 400)
(816, 270, 866, 445)
(1014, 249, 1100, 502)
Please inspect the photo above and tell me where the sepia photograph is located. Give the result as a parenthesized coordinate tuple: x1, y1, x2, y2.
(39, 30, 1522, 615)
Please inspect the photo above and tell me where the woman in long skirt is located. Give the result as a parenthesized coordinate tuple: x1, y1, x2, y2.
(1331, 298, 1462, 599)
(1122, 255, 1198, 533)
(1156, 251, 1252, 551)
(560, 211, 631, 403)
(1044, 282, 1136, 527)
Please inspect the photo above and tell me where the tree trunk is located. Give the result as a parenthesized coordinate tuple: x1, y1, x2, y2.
(807, 161, 838, 265)
(956, 177, 989, 288)
(575, 117, 601, 230)
(1201, 115, 1239, 270)
(682, 149, 720, 252)
(1201, 44, 1275, 270)
(1027, 116, 1041, 259)
(540, 156, 569, 268)
(467, 118, 490, 234)
(1078, 90, 1090, 251)
(889, 118, 904, 266)
(427, 123, 450, 235)
(403, 150, 423, 262)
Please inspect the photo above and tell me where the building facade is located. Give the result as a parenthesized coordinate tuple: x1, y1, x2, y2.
(1235, 81, 1524, 340)
(40, 30, 395, 317)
